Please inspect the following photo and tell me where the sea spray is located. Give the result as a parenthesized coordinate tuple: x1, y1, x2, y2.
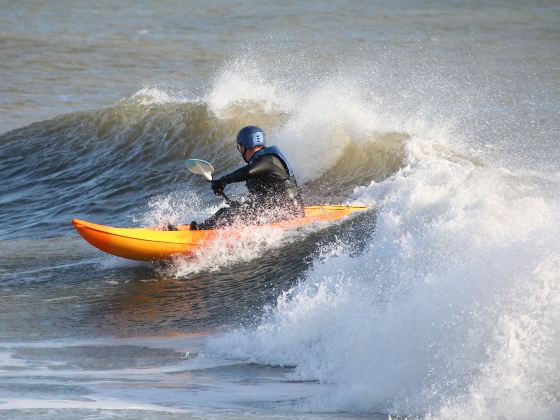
(207, 136, 560, 417)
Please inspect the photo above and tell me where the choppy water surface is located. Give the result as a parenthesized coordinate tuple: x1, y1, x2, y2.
(1, 0, 559, 418)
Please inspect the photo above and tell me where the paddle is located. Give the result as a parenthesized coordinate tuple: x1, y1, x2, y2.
(186, 158, 214, 181)
(186, 158, 231, 203)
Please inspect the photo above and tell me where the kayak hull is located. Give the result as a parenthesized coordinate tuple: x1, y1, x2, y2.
(72, 205, 368, 261)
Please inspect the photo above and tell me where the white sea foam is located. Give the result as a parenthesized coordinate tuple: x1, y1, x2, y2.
(207, 132, 560, 417)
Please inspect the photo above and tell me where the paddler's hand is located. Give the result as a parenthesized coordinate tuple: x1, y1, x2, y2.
(211, 179, 226, 195)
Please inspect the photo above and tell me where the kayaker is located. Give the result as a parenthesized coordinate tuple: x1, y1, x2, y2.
(191, 126, 305, 230)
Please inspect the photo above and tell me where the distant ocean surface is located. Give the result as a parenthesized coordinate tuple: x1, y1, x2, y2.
(1, 0, 559, 418)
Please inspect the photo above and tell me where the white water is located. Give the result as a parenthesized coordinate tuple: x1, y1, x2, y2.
(207, 138, 560, 417)
(202, 49, 560, 418)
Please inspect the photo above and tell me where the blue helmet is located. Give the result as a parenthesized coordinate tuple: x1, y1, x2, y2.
(236, 126, 266, 149)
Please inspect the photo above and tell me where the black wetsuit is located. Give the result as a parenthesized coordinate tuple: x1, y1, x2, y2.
(199, 146, 304, 229)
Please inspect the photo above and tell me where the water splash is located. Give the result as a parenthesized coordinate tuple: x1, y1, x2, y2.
(207, 134, 560, 417)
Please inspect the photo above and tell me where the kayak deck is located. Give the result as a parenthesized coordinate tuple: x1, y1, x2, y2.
(72, 205, 368, 261)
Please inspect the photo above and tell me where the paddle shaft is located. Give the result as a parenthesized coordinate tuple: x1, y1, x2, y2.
(215, 189, 231, 204)
(185, 158, 232, 204)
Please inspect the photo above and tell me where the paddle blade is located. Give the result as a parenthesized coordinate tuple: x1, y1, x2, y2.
(186, 159, 214, 181)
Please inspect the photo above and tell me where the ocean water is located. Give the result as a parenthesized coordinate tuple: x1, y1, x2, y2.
(1, 0, 559, 418)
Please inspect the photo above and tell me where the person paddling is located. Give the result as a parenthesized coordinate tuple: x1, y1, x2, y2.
(191, 126, 304, 230)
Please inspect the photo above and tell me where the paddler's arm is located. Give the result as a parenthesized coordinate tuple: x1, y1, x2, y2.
(211, 164, 250, 194)
(213, 156, 275, 187)
(214, 165, 250, 185)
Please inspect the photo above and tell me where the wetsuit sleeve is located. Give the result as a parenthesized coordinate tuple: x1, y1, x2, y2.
(216, 156, 278, 184)
(215, 165, 251, 184)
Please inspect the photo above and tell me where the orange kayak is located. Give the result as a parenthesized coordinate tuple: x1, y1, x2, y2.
(72, 205, 368, 261)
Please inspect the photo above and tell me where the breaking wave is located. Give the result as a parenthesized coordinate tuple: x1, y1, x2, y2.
(1, 46, 559, 419)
